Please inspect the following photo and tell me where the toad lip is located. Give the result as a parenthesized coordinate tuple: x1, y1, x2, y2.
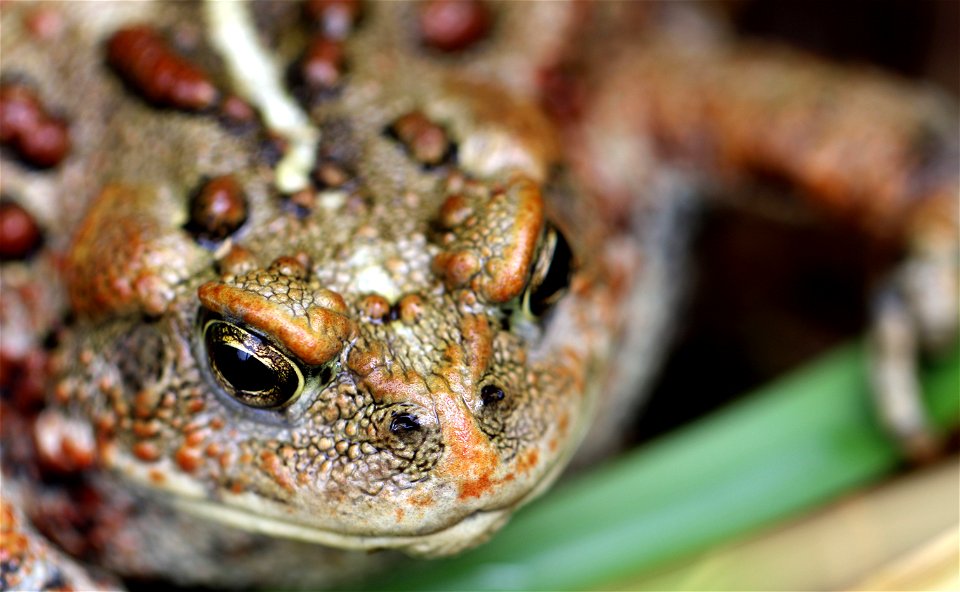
(171, 495, 511, 557)
(162, 434, 575, 557)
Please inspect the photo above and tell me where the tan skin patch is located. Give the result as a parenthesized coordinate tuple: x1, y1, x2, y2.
(347, 342, 434, 408)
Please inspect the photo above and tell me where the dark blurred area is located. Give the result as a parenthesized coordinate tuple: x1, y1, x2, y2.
(634, 0, 959, 443)
(731, 0, 959, 96)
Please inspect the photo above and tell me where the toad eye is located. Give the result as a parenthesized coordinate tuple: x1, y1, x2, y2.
(202, 319, 305, 409)
(389, 412, 421, 434)
(523, 224, 574, 317)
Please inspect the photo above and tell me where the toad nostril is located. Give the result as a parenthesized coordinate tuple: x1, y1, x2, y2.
(389, 412, 420, 433)
(480, 384, 505, 406)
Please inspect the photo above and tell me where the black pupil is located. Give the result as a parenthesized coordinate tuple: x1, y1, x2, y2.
(530, 228, 573, 317)
(390, 413, 420, 433)
(480, 384, 505, 406)
(210, 342, 277, 394)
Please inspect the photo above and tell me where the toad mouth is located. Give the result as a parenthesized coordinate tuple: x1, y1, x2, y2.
(170, 494, 511, 557)
(150, 439, 574, 557)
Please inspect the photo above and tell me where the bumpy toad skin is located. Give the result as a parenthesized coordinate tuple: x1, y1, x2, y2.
(3, 2, 634, 584)
(1, 1, 957, 589)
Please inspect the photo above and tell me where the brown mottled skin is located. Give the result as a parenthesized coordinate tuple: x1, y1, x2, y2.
(1, 1, 956, 589)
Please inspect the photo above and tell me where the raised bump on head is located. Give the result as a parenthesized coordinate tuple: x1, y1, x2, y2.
(432, 175, 544, 303)
(67, 184, 210, 318)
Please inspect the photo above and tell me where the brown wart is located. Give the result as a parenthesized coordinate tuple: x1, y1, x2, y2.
(106, 25, 219, 111)
(185, 175, 249, 242)
(297, 37, 346, 92)
(418, 0, 492, 53)
(0, 199, 43, 260)
(0, 82, 71, 168)
(388, 111, 452, 167)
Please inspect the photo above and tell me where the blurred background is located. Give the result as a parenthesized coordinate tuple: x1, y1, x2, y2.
(636, 0, 958, 445)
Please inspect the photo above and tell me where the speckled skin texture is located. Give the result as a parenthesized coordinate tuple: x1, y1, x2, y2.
(1, 1, 957, 590)
(1, 3, 631, 588)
